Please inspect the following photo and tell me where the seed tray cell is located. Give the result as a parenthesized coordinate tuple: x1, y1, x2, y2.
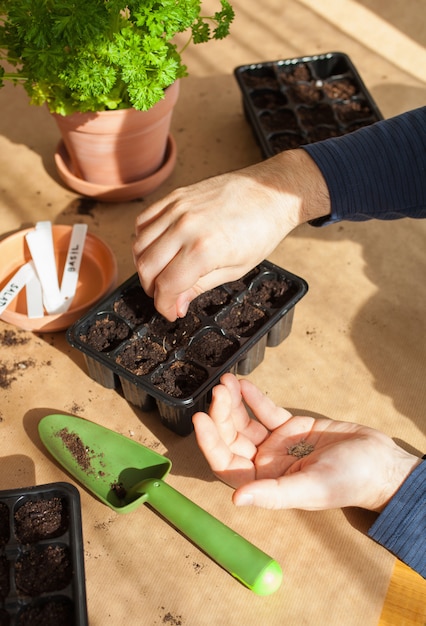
(0, 482, 88, 626)
(67, 261, 308, 436)
(234, 52, 383, 158)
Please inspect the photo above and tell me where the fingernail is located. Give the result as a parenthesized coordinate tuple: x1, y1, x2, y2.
(177, 300, 189, 318)
(236, 494, 254, 506)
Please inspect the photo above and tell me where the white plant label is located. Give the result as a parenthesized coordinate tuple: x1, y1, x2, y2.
(26, 222, 63, 314)
(0, 262, 37, 316)
(59, 223, 88, 311)
(26, 274, 44, 319)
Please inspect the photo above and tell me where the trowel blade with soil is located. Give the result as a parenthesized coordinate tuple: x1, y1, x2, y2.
(38, 414, 282, 595)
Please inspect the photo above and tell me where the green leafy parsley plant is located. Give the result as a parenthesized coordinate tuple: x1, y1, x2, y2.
(0, 0, 235, 115)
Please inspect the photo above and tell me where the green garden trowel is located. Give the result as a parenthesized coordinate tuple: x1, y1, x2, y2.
(38, 414, 282, 595)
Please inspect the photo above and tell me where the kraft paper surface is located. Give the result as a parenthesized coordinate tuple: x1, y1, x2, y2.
(1, 2, 425, 624)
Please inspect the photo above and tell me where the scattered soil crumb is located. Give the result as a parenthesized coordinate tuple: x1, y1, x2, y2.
(162, 611, 183, 625)
(143, 439, 160, 450)
(0, 359, 35, 389)
(69, 402, 84, 414)
(192, 561, 205, 573)
(111, 482, 127, 500)
(65, 197, 97, 217)
(0, 328, 30, 346)
(94, 517, 115, 531)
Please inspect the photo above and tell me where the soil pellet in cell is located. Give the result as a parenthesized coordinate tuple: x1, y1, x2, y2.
(81, 315, 130, 352)
(16, 600, 74, 626)
(189, 288, 231, 318)
(219, 304, 266, 338)
(259, 109, 299, 133)
(241, 70, 279, 90)
(15, 545, 72, 595)
(298, 103, 335, 128)
(113, 286, 156, 325)
(149, 312, 201, 348)
(334, 100, 372, 123)
(290, 82, 322, 104)
(251, 90, 287, 110)
(246, 279, 290, 309)
(116, 336, 168, 375)
(323, 78, 357, 100)
(152, 361, 208, 398)
(186, 331, 237, 367)
(14, 497, 69, 543)
(278, 63, 312, 83)
(270, 133, 307, 153)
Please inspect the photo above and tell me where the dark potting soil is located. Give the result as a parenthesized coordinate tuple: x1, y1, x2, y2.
(323, 78, 358, 100)
(241, 70, 279, 91)
(15, 544, 72, 595)
(219, 303, 266, 338)
(14, 497, 69, 544)
(113, 286, 156, 326)
(152, 361, 208, 398)
(278, 63, 312, 83)
(116, 336, 168, 376)
(82, 315, 130, 352)
(245, 278, 291, 309)
(289, 82, 322, 105)
(0, 503, 9, 546)
(298, 103, 336, 128)
(251, 90, 287, 110)
(16, 599, 74, 626)
(186, 331, 238, 367)
(334, 100, 373, 123)
(224, 268, 260, 294)
(260, 109, 299, 133)
(308, 126, 341, 142)
(189, 288, 232, 318)
(148, 311, 201, 349)
(270, 133, 307, 153)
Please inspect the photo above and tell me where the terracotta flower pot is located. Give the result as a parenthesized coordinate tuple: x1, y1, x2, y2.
(51, 81, 180, 198)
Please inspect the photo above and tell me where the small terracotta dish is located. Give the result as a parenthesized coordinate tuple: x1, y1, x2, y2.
(54, 135, 177, 202)
(0, 225, 118, 332)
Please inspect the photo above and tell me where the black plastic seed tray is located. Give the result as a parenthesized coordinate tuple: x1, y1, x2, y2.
(66, 261, 308, 436)
(234, 51, 383, 157)
(0, 482, 88, 626)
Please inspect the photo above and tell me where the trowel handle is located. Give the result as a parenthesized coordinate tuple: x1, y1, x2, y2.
(139, 478, 282, 595)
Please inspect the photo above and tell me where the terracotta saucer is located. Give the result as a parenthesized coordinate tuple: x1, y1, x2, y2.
(0, 225, 118, 332)
(54, 135, 177, 202)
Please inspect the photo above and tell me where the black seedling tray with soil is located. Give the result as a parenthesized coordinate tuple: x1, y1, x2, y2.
(0, 482, 88, 626)
(234, 52, 383, 157)
(67, 261, 308, 436)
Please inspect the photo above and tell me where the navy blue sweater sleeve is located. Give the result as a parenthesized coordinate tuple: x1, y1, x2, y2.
(368, 460, 426, 578)
(301, 107, 426, 225)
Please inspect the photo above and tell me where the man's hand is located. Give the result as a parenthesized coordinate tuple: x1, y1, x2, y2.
(192, 374, 421, 512)
(133, 150, 329, 320)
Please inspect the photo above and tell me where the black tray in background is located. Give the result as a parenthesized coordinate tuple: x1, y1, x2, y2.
(234, 51, 383, 158)
(0, 482, 88, 626)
